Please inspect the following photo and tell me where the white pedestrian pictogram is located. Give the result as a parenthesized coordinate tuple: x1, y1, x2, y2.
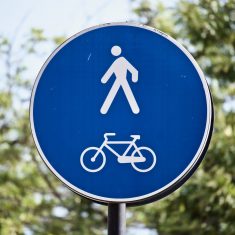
(100, 45, 140, 114)
(80, 133, 157, 173)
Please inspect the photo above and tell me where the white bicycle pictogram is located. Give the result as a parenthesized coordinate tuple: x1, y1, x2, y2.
(80, 133, 157, 173)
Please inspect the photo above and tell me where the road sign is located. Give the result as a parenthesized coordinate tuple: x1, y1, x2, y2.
(30, 23, 213, 205)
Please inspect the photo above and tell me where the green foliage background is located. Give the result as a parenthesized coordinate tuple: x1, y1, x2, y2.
(0, 0, 234, 234)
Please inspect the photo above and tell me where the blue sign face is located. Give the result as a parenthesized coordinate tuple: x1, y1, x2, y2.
(30, 23, 213, 204)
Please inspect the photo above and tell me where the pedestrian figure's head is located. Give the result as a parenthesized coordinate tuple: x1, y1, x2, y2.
(111, 45, 121, 56)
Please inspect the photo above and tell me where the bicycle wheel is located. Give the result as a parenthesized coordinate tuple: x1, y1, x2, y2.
(80, 147, 106, 173)
(131, 147, 157, 173)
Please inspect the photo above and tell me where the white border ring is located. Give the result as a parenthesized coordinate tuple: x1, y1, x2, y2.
(30, 22, 213, 205)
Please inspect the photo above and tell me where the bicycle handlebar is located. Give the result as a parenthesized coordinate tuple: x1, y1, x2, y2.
(105, 133, 116, 136)
(104, 133, 116, 140)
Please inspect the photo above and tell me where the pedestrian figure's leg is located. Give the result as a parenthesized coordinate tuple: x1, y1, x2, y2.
(121, 82, 140, 114)
(100, 81, 121, 114)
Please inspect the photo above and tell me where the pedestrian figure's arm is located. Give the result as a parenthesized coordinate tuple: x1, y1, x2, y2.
(101, 65, 114, 84)
(125, 59, 138, 83)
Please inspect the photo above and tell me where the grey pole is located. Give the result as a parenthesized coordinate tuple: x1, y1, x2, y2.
(108, 203, 126, 235)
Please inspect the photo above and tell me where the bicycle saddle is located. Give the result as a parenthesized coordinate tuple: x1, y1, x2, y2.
(130, 135, 140, 140)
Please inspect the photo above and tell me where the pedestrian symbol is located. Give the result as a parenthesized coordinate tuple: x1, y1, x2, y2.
(100, 45, 140, 114)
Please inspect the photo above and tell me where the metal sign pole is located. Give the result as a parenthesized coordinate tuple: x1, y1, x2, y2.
(108, 203, 126, 235)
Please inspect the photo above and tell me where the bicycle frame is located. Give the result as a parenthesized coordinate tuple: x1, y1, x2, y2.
(94, 138, 143, 159)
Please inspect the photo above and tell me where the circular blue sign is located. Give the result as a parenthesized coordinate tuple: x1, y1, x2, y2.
(30, 23, 213, 204)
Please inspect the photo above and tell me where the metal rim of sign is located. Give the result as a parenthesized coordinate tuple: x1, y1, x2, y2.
(30, 22, 213, 205)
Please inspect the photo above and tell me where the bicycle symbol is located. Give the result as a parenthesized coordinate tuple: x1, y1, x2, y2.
(80, 133, 157, 173)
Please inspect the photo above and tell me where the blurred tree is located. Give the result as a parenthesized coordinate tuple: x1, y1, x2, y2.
(0, 30, 106, 235)
(131, 0, 235, 234)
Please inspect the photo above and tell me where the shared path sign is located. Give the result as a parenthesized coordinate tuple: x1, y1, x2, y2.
(30, 23, 213, 205)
